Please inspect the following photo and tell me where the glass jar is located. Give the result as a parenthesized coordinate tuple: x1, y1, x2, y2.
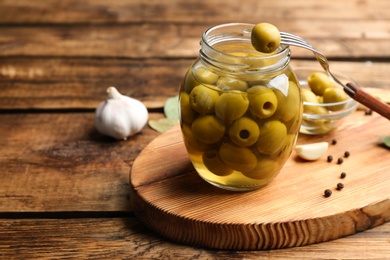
(179, 23, 302, 191)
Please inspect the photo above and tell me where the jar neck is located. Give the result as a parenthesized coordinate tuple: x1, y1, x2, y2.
(199, 23, 291, 76)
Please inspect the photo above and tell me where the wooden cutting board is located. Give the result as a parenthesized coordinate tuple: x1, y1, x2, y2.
(129, 111, 390, 250)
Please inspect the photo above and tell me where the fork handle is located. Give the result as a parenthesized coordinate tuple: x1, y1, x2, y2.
(346, 82, 390, 120)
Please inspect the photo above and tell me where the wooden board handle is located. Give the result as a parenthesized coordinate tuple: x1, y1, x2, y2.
(346, 82, 390, 120)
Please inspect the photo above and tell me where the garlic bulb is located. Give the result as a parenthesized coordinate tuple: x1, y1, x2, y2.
(95, 86, 148, 140)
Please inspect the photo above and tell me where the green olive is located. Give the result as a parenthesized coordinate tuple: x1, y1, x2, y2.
(228, 117, 260, 147)
(323, 87, 348, 111)
(217, 76, 249, 91)
(241, 157, 281, 180)
(256, 120, 287, 154)
(191, 115, 225, 144)
(302, 88, 328, 115)
(182, 67, 200, 93)
(181, 123, 208, 154)
(189, 84, 220, 114)
(179, 92, 197, 124)
(272, 81, 301, 121)
(302, 118, 332, 133)
(247, 85, 278, 118)
(302, 88, 318, 103)
(219, 143, 257, 172)
(202, 150, 234, 176)
(194, 66, 219, 85)
(278, 134, 297, 161)
(215, 91, 249, 124)
(307, 72, 334, 96)
(251, 23, 281, 53)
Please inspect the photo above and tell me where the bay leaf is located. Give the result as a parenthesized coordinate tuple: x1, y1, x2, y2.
(379, 136, 390, 148)
(164, 95, 180, 119)
(148, 118, 180, 133)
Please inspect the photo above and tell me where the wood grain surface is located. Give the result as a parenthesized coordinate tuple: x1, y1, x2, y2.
(0, 217, 388, 259)
(131, 112, 390, 250)
(1, 0, 390, 258)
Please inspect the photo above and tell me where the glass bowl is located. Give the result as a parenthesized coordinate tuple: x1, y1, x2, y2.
(294, 67, 358, 135)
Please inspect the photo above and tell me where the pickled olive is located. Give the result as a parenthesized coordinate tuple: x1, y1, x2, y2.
(182, 67, 200, 93)
(217, 76, 249, 91)
(307, 72, 334, 96)
(179, 92, 197, 124)
(215, 92, 249, 124)
(256, 120, 287, 154)
(228, 117, 260, 147)
(242, 157, 281, 180)
(194, 66, 219, 84)
(181, 123, 208, 154)
(302, 89, 328, 115)
(191, 115, 225, 144)
(323, 87, 348, 111)
(189, 84, 220, 114)
(202, 150, 234, 176)
(251, 23, 281, 53)
(247, 86, 278, 118)
(272, 81, 301, 121)
(278, 134, 298, 161)
(219, 143, 257, 172)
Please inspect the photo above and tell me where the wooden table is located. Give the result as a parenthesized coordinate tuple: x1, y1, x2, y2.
(1, 1, 389, 258)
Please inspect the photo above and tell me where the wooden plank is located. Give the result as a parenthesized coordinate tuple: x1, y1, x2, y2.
(0, 112, 165, 212)
(0, 58, 190, 110)
(1, 0, 390, 24)
(0, 217, 389, 259)
(1, 23, 390, 59)
(1, 59, 389, 110)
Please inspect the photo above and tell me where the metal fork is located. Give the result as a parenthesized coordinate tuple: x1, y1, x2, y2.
(280, 31, 390, 120)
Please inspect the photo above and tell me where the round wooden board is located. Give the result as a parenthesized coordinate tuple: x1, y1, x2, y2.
(130, 111, 390, 250)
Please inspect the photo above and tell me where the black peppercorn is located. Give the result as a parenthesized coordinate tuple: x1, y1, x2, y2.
(365, 109, 373, 115)
(324, 189, 332, 197)
(344, 151, 350, 158)
(337, 158, 344, 164)
(327, 155, 333, 162)
(340, 172, 346, 179)
(331, 139, 337, 145)
(336, 183, 344, 190)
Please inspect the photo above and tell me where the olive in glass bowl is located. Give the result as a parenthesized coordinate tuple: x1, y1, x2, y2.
(294, 67, 358, 135)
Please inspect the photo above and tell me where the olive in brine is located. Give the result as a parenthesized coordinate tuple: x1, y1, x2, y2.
(215, 91, 249, 124)
(256, 120, 287, 154)
(189, 84, 220, 114)
(217, 76, 249, 92)
(180, 92, 197, 124)
(242, 157, 281, 180)
(203, 150, 234, 176)
(272, 81, 301, 122)
(194, 67, 219, 85)
(228, 117, 260, 147)
(219, 143, 257, 172)
(181, 123, 208, 154)
(247, 85, 278, 118)
(191, 115, 225, 144)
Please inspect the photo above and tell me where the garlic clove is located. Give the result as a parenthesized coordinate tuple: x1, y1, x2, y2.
(94, 86, 148, 140)
(268, 74, 289, 96)
(295, 142, 329, 161)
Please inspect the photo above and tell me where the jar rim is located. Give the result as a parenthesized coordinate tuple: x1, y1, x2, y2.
(200, 23, 290, 74)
